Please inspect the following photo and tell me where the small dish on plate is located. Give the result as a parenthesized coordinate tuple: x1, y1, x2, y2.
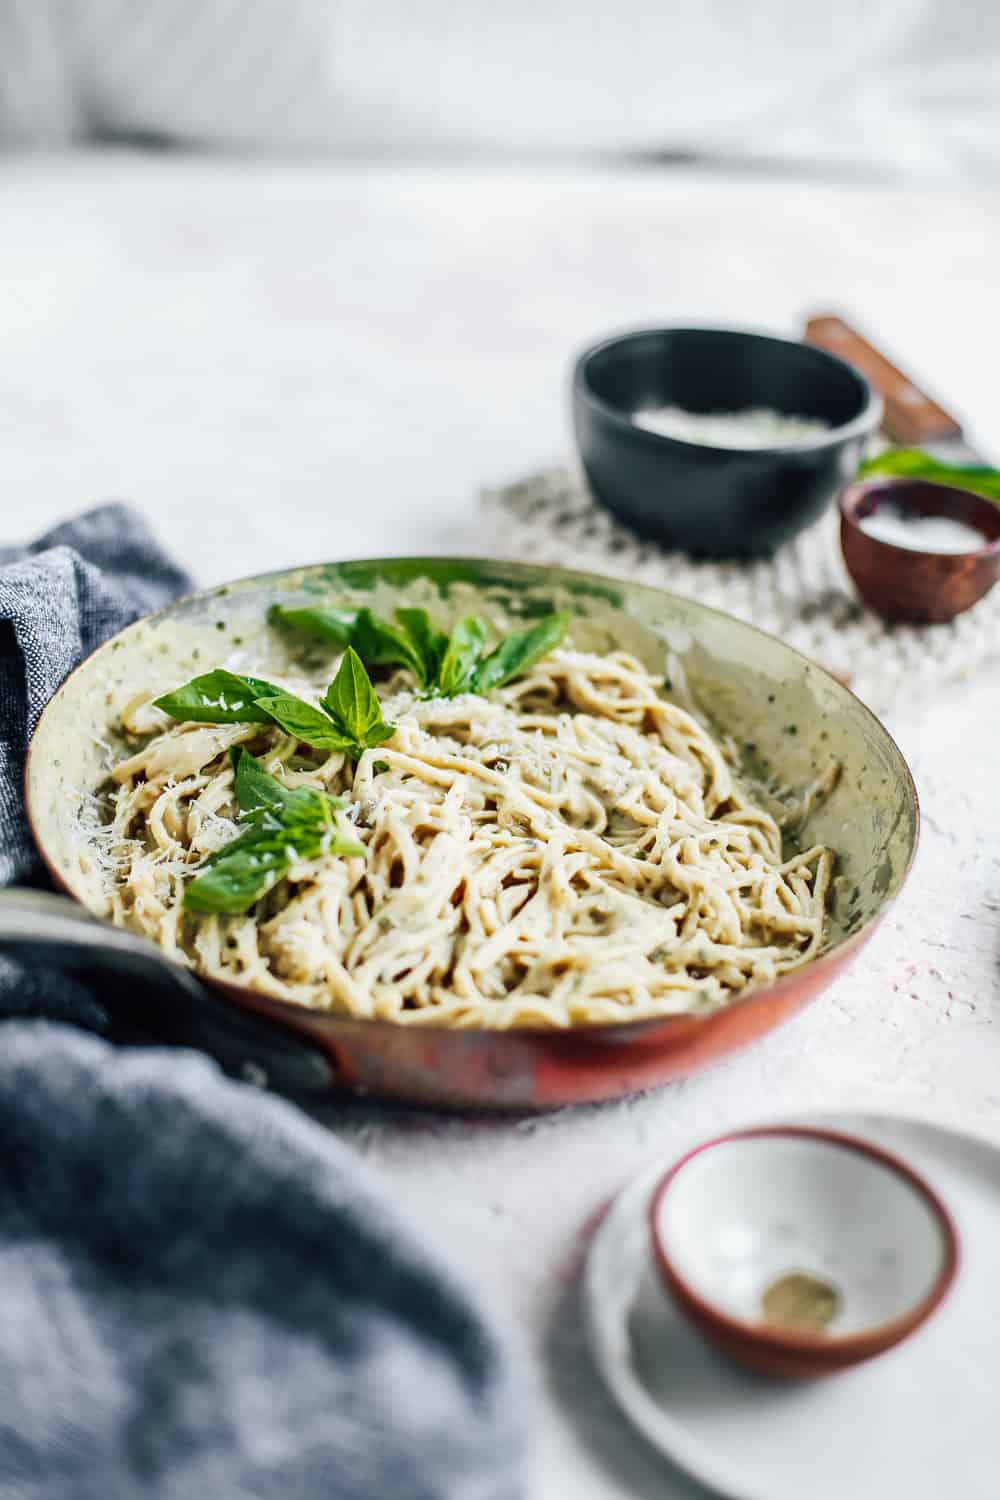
(840, 476, 1000, 624)
(649, 1125, 959, 1379)
(571, 326, 880, 558)
(585, 1111, 995, 1500)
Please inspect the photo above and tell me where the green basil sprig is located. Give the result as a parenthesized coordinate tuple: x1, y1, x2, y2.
(154, 669, 283, 725)
(437, 616, 489, 697)
(467, 613, 570, 695)
(183, 749, 363, 915)
(155, 648, 395, 761)
(859, 448, 1000, 502)
(267, 604, 431, 685)
(269, 602, 569, 698)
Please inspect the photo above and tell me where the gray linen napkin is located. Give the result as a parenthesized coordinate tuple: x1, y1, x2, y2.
(0, 504, 192, 1029)
(0, 509, 524, 1500)
(0, 504, 192, 888)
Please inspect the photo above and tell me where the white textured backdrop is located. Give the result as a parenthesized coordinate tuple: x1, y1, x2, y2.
(1, 152, 998, 1495)
(2, 2, 1000, 179)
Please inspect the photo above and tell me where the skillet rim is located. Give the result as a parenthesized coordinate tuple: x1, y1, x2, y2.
(23, 553, 920, 1041)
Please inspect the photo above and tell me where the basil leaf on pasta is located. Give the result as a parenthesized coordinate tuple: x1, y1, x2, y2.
(394, 608, 449, 686)
(155, 669, 283, 724)
(472, 613, 569, 694)
(183, 833, 295, 914)
(361, 721, 396, 750)
(254, 694, 356, 752)
(436, 616, 489, 698)
(322, 647, 385, 741)
(232, 746, 295, 816)
(269, 597, 569, 698)
(185, 752, 361, 914)
(267, 603, 359, 645)
(269, 603, 424, 681)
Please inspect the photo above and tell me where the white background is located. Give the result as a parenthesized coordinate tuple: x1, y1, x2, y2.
(2, 151, 999, 1495)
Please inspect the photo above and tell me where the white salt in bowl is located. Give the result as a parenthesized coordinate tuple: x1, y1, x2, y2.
(840, 476, 1000, 624)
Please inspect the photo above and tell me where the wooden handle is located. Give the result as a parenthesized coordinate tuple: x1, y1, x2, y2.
(804, 313, 963, 445)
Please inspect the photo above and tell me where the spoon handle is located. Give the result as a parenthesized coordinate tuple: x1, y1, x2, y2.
(804, 313, 963, 447)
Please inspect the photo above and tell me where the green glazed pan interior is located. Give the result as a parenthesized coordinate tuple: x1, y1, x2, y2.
(26, 557, 918, 1061)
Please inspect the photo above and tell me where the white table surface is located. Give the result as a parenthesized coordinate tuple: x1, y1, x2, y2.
(4, 151, 999, 1497)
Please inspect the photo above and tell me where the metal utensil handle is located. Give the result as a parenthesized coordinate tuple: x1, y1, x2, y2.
(804, 313, 964, 446)
(0, 889, 339, 1093)
(0, 888, 203, 995)
(0, 887, 124, 944)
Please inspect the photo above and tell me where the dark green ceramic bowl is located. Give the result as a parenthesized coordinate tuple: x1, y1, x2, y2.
(572, 327, 881, 558)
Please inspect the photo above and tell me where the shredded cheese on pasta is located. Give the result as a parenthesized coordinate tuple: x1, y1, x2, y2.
(105, 647, 834, 1028)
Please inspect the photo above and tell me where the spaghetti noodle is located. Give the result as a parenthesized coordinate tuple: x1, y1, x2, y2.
(106, 647, 834, 1028)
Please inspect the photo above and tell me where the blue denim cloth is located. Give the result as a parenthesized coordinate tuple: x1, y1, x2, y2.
(0, 509, 523, 1500)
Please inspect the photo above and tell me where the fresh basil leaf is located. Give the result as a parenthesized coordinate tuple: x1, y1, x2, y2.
(184, 833, 294, 914)
(361, 721, 396, 750)
(437, 616, 489, 697)
(319, 825, 365, 859)
(155, 669, 283, 724)
(268, 597, 570, 699)
(239, 762, 352, 834)
(372, 759, 390, 774)
(233, 747, 294, 816)
(271, 600, 427, 682)
(472, 612, 569, 693)
(394, 608, 448, 685)
(858, 448, 1000, 502)
(349, 609, 426, 680)
(254, 694, 356, 751)
(187, 818, 366, 914)
(292, 796, 364, 860)
(231, 748, 348, 820)
(184, 754, 360, 914)
(322, 646, 384, 740)
(267, 603, 359, 644)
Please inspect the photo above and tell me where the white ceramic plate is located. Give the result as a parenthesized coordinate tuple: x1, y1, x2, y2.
(585, 1111, 1000, 1500)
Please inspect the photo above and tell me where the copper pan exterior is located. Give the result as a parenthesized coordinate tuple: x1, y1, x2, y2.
(24, 557, 919, 1109)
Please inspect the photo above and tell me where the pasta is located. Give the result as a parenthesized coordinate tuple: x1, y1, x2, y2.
(105, 646, 835, 1029)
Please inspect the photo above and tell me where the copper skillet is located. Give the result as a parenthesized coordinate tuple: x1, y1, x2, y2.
(8, 557, 918, 1110)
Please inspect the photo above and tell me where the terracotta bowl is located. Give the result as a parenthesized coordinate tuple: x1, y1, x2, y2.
(840, 477, 1000, 624)
(649, 1126, 959, 1380)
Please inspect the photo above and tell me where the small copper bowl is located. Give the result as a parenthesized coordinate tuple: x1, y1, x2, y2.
(840, 476, 1000, 624)
(649, 1126, 960, 1381)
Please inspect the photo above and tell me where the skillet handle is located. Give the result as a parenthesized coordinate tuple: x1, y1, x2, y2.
(0, 889, 205, 995)
(0, 890, 339, 1095)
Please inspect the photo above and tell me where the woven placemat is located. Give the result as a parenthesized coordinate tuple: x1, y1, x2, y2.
(481, 466, 1000, 715)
